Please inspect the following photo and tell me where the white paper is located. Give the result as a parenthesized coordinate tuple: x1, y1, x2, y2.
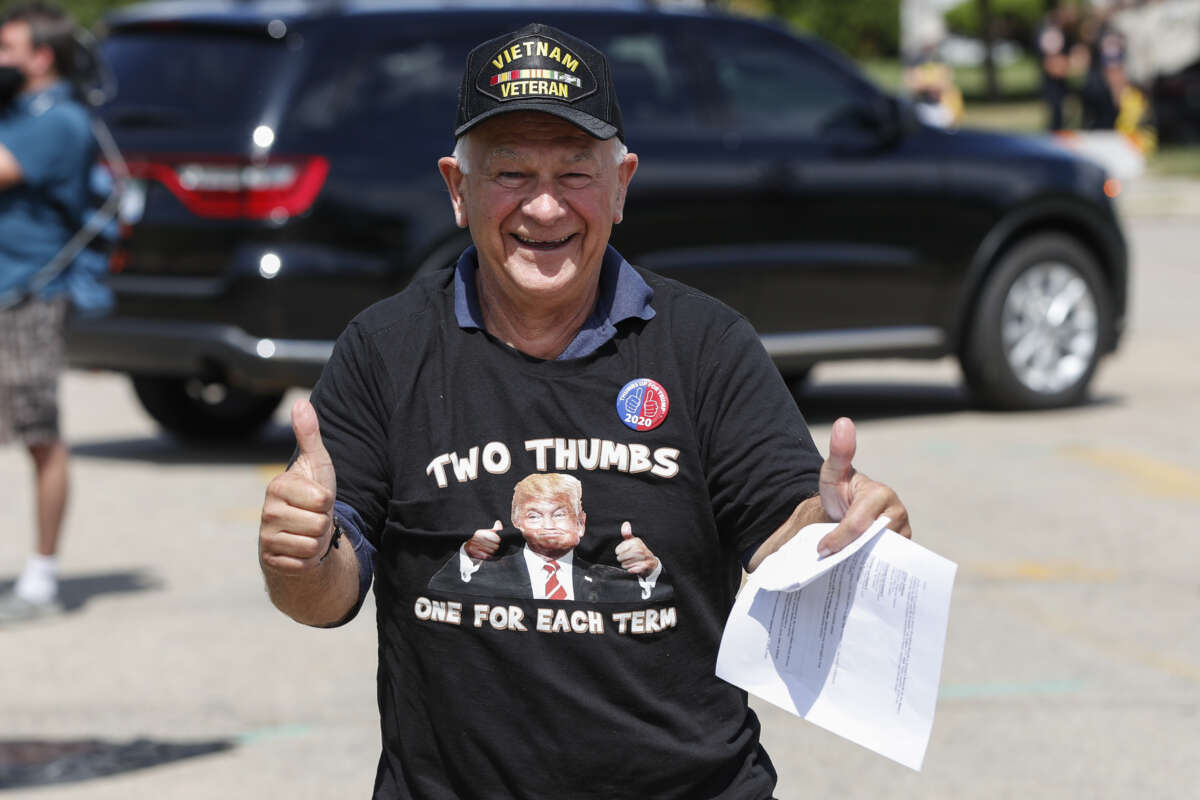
(716, 517, 956, 771)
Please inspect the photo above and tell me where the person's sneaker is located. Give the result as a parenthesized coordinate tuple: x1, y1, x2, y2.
(0, 591, 64, 626)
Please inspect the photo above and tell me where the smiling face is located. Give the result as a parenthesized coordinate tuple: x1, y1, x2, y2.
(439, 112, 637, 312)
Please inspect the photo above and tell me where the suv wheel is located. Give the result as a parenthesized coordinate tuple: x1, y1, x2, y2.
(131, 376, 283, 440)
(961, 233, 1112, 409)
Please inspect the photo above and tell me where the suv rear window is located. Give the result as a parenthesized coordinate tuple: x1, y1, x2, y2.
(285, 37, 462, 146)
(101, 30, 290, 129)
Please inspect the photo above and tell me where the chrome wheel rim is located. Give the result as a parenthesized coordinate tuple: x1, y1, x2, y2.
(1001, 262, 1099, 394)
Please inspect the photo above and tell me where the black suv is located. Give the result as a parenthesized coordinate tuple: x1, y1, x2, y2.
(68, 0, 1128, 438)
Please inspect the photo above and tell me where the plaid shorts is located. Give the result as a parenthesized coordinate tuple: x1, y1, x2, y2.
(0, 296, 68, 446)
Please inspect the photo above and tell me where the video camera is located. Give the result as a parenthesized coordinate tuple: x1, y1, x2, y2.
(68, 25, 116, 109)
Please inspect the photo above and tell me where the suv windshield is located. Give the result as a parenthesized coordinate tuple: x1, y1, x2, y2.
(101, 29, 290, 129)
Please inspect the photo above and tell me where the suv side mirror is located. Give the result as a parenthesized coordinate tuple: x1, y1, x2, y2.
(821, 95, 911, 154)
(892, 95, 923, 136)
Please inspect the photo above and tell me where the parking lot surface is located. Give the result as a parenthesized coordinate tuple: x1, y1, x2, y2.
(2, 206, 1197, 798)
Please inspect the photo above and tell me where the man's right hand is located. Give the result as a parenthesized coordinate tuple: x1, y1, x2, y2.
(464, 521, 503, 561)
(259, 398, 338, 575)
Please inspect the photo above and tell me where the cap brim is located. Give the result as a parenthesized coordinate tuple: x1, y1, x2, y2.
(455, 102, 620, 141)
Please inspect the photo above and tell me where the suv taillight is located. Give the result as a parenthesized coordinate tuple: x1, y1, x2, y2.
(125, 156, 329, 220)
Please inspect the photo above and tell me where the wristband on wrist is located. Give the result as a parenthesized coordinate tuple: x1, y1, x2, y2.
(320, 516, 344, 562)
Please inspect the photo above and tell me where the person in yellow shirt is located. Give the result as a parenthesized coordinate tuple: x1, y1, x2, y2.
(1105, 48, 1157, 155)
(904, 46, 963, 129)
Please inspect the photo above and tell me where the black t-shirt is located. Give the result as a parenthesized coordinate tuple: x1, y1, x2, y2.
(311, 263, 823, 799)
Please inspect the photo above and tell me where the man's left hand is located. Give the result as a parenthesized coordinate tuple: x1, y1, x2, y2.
(615, 521, 660, 575)
(816, 417, 911, 557)
(463, 520, 503, 561)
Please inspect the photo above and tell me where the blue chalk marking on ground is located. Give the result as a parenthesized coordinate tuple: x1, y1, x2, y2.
(939, 679, 1086, 699)
(236, 724, 315, 745)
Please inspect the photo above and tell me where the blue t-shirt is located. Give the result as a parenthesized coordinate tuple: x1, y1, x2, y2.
(0, 81, 94, 299)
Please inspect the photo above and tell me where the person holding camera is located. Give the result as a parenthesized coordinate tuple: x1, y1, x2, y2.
(0, 2, 95, 624)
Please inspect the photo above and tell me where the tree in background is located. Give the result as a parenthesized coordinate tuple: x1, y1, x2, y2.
(947, 0, 1053, 100)
(946, 0, 1046, 48)
(764, 0, 902, 59)
(61, 0, 905, 59)
(24, 0, 135, 29)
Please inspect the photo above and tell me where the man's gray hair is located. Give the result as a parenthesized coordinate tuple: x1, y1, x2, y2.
(453, 131, 628, 175)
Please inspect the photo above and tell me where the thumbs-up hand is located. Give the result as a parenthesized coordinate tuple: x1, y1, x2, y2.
(614, 521, 660, 575)
(291, 396, 337, 495)
(259, 398, 338, 575)
(624, 387, 644, 415)
(815, 417, 911, 557)
(464, 520, 503, 561)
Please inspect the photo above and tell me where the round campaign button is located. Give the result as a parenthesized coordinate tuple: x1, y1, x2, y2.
(616, 378, 669, 432)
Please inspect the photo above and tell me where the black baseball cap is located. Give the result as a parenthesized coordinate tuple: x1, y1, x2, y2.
(454, 22, 625, 142)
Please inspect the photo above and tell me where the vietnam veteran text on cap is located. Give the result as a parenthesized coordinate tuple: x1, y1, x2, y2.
(455, 22, 625, 142)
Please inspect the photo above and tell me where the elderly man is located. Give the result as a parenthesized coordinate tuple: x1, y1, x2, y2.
(259, 23, 910, 799)
(428, 472, 668, 601)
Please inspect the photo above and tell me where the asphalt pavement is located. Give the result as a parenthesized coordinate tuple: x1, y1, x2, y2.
(2, 179, 1198, 798)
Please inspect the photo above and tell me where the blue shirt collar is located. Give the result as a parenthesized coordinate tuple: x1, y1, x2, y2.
(453, 245, 655, 360)
(16, 80, 72, 115)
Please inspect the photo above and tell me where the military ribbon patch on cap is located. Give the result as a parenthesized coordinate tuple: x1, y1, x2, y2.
(617, 378, 670, 432)
(476, 35, 597, 104)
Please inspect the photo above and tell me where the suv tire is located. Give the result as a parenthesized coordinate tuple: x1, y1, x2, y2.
(131, 375, 283, 441)
(962, 233, 1112, 410)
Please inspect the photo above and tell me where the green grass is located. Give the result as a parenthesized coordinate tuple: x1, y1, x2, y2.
(860, 60, 905, 91)
(953, 103, 1200, 178)
(861, 56, 1200, 174)
(1149, 146, 1200, 178)
(954, 57, 1041, 99)
(861, 57, 1045, 134)
(960, 100, 1044, 133)
(860, 57, 1040, 99)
